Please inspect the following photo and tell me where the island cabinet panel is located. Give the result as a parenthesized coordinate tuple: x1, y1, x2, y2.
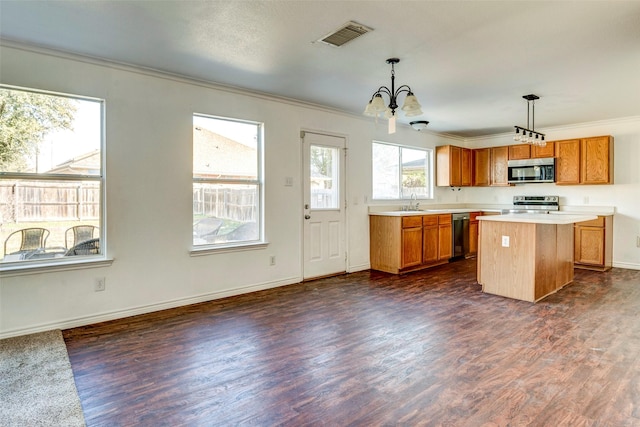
(490, 146, 509, 186)
(370, 214, 451, 274)
(574, 215, 613, 271)
(473, 148, 491, 186)
(478, 220, 574, 302)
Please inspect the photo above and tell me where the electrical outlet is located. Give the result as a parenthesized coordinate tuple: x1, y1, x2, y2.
(584, 196, 589, 204)
(94, 277, 106, 292)
(502, 236, 510, 248)
(270, 256, 276, 266)
(637, 236, 640, 248)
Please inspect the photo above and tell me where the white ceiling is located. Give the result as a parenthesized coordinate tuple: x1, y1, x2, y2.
(1, 1, 639, 138)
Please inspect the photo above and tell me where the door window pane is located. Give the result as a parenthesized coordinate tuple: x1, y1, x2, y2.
(309, 145, 339, 209)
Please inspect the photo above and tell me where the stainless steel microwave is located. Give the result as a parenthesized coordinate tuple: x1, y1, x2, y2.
(507, 157, 555, 184)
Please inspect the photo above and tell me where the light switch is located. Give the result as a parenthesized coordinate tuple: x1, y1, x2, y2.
(502, 235, 510, 247)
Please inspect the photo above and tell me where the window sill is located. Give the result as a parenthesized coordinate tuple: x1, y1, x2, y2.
(190, 241, 269, 257)
(0, 257, 114, 278)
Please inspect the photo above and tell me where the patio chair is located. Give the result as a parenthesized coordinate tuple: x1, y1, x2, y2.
(3, 228, 50, 255)
(65, 225, 99, 248)
(65, 238, 100, 256)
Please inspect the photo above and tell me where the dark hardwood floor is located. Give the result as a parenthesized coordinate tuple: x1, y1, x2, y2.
(63, 259, 640, 426)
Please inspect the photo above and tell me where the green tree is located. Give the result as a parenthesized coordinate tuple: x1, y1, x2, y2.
(0, 88, 77, 171)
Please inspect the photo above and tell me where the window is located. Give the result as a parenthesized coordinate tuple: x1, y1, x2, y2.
(0, 85, 104, 266)
(192, 114, 263, 248)
(372, 141, 433, 200)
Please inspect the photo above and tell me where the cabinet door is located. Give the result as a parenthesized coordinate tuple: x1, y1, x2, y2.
(422, 226, 438, 264)
(555, 139, 581, 184)
(401, 227, 423, 268)
(461, 148, 472, 186)
(508, 144, 531, 160)
(450, 146, 462, 186)
(438, 224, 452, 260)
(581, 136, 612, 184)
(574, 226, 605, 265)
(469, 221, 479, 255)
(531, 141, 555, 158)
(490, 146, 509, 186)
(473, 148, 490, 186)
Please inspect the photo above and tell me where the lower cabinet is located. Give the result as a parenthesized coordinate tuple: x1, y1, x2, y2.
(574, 215, 613, 271)
(370, 214, 452, 274)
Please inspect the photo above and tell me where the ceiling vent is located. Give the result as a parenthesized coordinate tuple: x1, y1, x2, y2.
(317, 21, 373, 47)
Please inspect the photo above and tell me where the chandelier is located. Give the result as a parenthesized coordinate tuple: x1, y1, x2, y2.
(514, 94, 546, 146)
(363, 58, 423, 134)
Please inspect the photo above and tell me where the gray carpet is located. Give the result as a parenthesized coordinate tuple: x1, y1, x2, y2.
(0, 329, 86, 427)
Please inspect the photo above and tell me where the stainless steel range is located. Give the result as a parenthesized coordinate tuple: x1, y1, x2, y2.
(502, 195, 559, 214)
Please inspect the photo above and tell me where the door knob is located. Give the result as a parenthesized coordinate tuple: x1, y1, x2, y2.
(304, 215, 311, 219)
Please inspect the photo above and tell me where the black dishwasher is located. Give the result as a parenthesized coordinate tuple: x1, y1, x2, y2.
(451, 213, 470, 260)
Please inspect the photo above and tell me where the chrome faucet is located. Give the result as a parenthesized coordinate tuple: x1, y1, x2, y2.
(410, 193, 419, 210)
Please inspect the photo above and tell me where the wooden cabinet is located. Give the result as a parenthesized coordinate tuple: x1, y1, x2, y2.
(468, 212, 481, 255)
(473, 148, 490, 186)
(531, 141, 555, 158)
(555, 139, 581, 184)
(422, 215, 439, 264)
(508, 144, 531, 160)
(508, 142, 555, 159)
(438, 214, 453, 260)
(574, 215, 613, 271)
(581, 136, 613, 184)
(436, 145, 472, 187)
(555, 136, 613, 185)
(370, 214, 452, 274)
(490, 146, 509, 186)
(401, 216, 423, 268)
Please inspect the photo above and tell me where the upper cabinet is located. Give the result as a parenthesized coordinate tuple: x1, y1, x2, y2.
(508, 144, 531, 160)
(473, 148, 491, 186)
(436, 145, 472, 187)
(490, 146, 509, 186)
(555, 136, 613, 185)
(508, 142, 555, 160)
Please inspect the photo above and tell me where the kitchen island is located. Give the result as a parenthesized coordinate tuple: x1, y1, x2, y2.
(477, 213, 597, 302)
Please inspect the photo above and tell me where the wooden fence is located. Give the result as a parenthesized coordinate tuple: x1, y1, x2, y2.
(193, 185, 257, 222)
(0, 180, 100, 223)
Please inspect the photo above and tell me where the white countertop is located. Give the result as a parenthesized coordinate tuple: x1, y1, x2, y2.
(369, 208, 502, 217)
(477, 213, 598, 224)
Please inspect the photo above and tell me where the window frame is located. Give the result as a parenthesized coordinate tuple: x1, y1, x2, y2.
(191, 113, 266, 254)
(371, 140, 434, 201)
(0, 85, 108, 274)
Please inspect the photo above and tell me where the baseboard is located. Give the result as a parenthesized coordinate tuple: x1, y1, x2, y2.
(348, 263, 370, 273)
(612, 261, 640, 271)
(0, 275, 301, 339)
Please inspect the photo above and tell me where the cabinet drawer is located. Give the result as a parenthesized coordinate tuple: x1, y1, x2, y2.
(402, 216, 423, 228)
(438, 214, 452, 225)
(576, 217, 605, 228)
(422, 215, 438, 227)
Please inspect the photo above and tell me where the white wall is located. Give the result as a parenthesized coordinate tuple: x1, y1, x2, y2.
(0, 44, 451, 337)
(1, 44, 638, 338)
